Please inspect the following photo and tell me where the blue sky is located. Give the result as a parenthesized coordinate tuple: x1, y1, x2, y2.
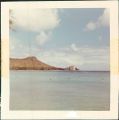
(10, 8, 110, 71)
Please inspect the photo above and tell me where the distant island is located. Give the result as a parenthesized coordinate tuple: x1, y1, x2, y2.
(10, 56, 79, 71)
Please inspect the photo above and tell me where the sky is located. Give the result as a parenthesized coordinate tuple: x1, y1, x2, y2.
(10, 8, 110, 71)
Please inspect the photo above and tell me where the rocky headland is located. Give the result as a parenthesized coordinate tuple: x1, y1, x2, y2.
(10, 56, 79, 71)
(10, 56, 64, 70)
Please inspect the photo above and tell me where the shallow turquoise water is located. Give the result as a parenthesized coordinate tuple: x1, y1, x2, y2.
(10, 71, 110, 110)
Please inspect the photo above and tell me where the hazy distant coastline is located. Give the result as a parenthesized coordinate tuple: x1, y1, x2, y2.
(10, 56, 109, 72)
(10, 56, 79, 71)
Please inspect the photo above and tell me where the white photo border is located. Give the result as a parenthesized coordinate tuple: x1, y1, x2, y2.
(1, 1, 119, 119)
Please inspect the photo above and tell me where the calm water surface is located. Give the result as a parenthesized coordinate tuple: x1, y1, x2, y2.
(10, 71, 110, 110)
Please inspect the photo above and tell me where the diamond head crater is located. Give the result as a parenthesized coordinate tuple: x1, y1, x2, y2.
(10, 56, 79, 71)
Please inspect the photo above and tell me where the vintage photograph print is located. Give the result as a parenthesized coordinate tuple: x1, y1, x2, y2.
(9, 8, 110, 110)
(1, 1, 118, 119)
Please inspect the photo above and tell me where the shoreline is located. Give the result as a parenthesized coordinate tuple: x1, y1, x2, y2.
(10, 69, 110, 72)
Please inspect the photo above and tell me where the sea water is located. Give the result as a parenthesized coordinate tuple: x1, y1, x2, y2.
(10, 71, 110, 110)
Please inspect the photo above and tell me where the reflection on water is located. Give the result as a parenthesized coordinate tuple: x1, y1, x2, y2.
(10, 71, 110, 110)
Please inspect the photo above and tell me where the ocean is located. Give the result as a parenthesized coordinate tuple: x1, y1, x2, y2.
(10, 70, 110, 110)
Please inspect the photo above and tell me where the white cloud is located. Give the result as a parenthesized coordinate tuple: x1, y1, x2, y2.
(98, 9, 109, 27)
(11, 8, 61, 46)
(10, 37, 109, 70)
(36, 31, 52, 45)
(36, 45, 109, 70)
(37, 50, 83, 68)
(84, 9, 109, 31)
(12, 9, 60, 32)
(71, 44, 78, 51)
(84, 22, 96, 31)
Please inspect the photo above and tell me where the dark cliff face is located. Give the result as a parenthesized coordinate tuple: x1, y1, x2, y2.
(10, 56, 64, 70)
